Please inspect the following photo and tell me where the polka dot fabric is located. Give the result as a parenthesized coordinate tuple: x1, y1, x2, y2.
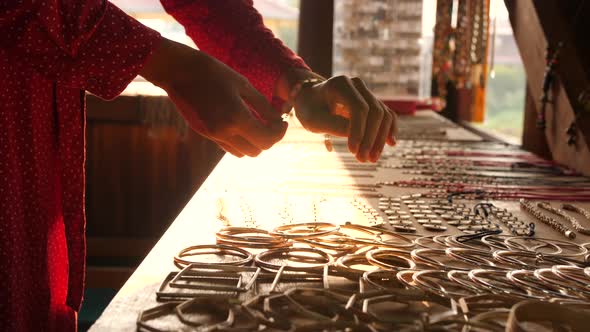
(0, 1, 160, 331)
(2, 0, 310, 331)
(160, 0, 310, 105)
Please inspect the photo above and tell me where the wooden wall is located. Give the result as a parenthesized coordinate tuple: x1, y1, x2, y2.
(85, 94, 223, 287)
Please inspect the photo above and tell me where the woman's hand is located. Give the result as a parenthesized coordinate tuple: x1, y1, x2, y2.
(140, 38, 287, 158)
(279, 69, 397, 163)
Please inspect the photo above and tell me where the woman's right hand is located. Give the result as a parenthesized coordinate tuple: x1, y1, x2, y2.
(140, 38, 288, 157)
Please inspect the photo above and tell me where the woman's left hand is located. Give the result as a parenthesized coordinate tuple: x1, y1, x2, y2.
(293, 75, 398, 163)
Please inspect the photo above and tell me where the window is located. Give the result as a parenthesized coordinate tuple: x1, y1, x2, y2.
(109, 0, 300, 95)
(333, 0, 426, 98)
(477, 0, 526, 144)
(110, 0, 300, 50)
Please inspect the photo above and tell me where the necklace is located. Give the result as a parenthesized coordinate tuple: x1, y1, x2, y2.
(519, 199, 575, 239)
(538, 202, 590, 235)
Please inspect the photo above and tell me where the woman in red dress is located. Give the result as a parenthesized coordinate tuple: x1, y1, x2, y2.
(0, 1, 397, 330)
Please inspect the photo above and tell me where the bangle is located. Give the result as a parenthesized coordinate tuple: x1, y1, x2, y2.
(340, 222, 415, 248)
(285, 77, 324, 114)
(492, 250, 581, 270)
(366, 248, 416, 271)
(270, 222, 340, 240)
(362, 269, 407, 291)
(412, 269, 478, 298)
(414, 235, 448, 250)
(444, 248, 499, 269)
(506, 269, 567, 299)
(534, 268, 590, 298)
(504, 236, 587, 257)
(255, 247, 333, 272)
(174, 244, 254, 268)
(216, 227, 292, 249)
(335, 253, 377, 276)
(468, 269, 531, 298)
(552, 265, 590, 288)
(411, 248, 481, 271)
(446, 270, 483, 295)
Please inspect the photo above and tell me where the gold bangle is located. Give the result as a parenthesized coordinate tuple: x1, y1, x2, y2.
(174, 244, 253, 268)
(255, 247, 333, 272)
(216, 227, 292, 249)
(270, 222, 340, 240)
(284, 77, 324, 114)
(366, 248, 416, 271)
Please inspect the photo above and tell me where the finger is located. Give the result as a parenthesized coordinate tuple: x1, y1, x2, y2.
(238, 78, 283, 124)
(227, 135, 263, 157)
(369, 107, 393, 162)
(383, 102, 398, 146)
(301, 111, 350, 137)
(323, 76, 369, 155)
(351, 78, 384, 162)
(235, 99, 288, 150)
(215, 140, 244, 158)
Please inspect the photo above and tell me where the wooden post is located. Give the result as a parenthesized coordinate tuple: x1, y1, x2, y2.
(505, 0, 590, 174)
(297, 0, 334, 78)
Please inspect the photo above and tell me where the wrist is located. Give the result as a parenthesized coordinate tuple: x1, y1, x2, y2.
(140, 38, 196, 90)
(276, 68, 325, 113)
(276, 68, 324, 101)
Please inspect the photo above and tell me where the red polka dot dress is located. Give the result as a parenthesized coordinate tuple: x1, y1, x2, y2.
(0, 1, 307, 331)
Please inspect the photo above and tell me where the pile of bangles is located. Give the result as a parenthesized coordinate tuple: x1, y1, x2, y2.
(138, 221, 590, 331)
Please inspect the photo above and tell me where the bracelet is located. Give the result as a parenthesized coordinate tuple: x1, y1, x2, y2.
(468, 269, 531, 298)
(444, 248, 499, 269)
(361, 269, 407, 291)
(411, 248, 480, 271)
(551, 265, 590, 288)
(534, 268, 590, 299)
(270, 222, 340, 240)
(492, 250, 581, 270)
(506, 269, 568, 299)
(216, 227, 292, 249)
(335, 253, 376, 276)
(366, 248, 416, 271)
(285, 77, 324, 114)
(414, 235, 449, 250)
(255, 247, 333, 272)
(446, 270, 485, 295)
(174, 244, 254, 268)
(412, 269, 478, 298)
(504, 236, 587, 257)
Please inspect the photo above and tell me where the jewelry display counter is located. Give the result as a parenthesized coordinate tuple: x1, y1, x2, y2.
(90, 111, 590, 331)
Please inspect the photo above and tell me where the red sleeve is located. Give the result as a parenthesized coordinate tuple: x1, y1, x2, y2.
(160, 0, 309, 102)
(0, 0, 161, 100)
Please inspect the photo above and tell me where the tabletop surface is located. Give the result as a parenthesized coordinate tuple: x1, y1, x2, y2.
(89, 111, 590, 331)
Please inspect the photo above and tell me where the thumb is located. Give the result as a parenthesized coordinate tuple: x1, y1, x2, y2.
(235, 98, 288, 150)
(239, 79, 283, 125)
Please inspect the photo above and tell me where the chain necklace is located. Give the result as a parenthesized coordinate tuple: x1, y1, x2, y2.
(519, 199, 575, 239)
(537, 202, 590, 235)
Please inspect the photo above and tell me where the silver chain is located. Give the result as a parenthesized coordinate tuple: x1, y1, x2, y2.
(519, 199, 575, 239)
(538, 202, 590, 235)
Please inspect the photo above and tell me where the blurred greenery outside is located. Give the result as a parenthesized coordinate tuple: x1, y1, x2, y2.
(478, 64, 526, 143)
